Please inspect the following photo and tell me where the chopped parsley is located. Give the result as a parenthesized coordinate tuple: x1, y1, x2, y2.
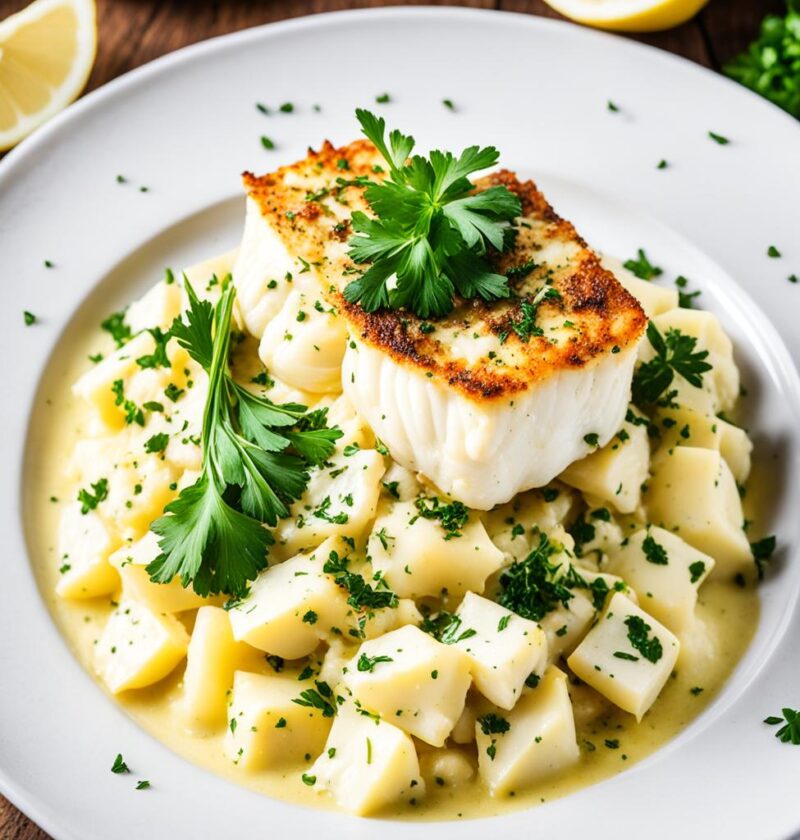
(632, 322, 712, 407)
(751, 535, 777, 580)
(110, 753, 129, 774)
(623, 248, 662, 280)
(322, 551, 398, 611)
(77, 478, 108, 514)
(642, 533, 668, 565)
(767, 245, 782, 258)
(23, 310, 36, 326)
(136, 327, 171, 369)
(293, 681, 337, 718)
(624, 614, 663, 663)
(420, 610, 477, 644)
(477, 713, 510, 735)
(688, 560, 706, 583)
(144, 433, 169, 454)
(260, 135, 275, 150)
(357, 653, 394, 672)
(101, 309, 131, 347)
(498, 531, 573, 621)
(764, 708, 800, 745)
(413, 495, 469, 540)
(111, 379, 144, 426)
(342, 109, 520, 318)
(708, 131, 730, 145)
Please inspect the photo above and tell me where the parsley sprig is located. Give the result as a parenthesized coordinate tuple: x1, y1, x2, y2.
(146, 282, 341, 597)
(764, 708, 800, 745)
(632, 322, 712, 407)
(343, 109, 521, 318)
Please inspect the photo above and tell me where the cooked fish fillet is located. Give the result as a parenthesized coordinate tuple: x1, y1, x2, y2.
(233, 140, 646, 509)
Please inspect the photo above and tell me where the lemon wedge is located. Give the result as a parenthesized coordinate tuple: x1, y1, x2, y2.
(0, 0, 96, 151)
(541, 0, 709, 32)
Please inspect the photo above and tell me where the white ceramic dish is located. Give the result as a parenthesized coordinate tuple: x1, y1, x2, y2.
(1, 8, 799, 839)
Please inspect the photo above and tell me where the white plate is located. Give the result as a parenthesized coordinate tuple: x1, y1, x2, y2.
(2, 8, 799, 839)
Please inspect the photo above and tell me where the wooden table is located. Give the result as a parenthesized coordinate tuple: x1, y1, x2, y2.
(0, 0, 784, 836)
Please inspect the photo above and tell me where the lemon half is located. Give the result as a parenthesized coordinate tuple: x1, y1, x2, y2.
(0, 0, 97, 151)
(541, 0, 710, 32)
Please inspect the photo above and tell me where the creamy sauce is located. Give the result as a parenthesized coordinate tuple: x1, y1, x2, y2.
(24, 319, 760, 821)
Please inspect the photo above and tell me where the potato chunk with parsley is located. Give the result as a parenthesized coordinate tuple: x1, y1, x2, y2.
(56, 502, 120, 599)
(475, 667, 579, 796)
(182, 607, 249, 732)
(224, 671, 332, 770)
(451, 592, 547, 710)
(110, 531, 210, 614)
(125, 277, 183, 333)
(258, 289, 348, 393)
(559, 407, 650, 514)
(367, 499, 504, 599)
(567, 592, 679, 720)
(654, 404, 752, 484)
(601, 255, 678, 318)
(227, 537, 354, 659)
(94, 598, 189, 694)
(648, 309, 739, 414)
(277, 449, 386, 552)
(309, 700, 424, 815)
(646, 446, 752, 577)
(608, 527, 714, 634)
(343, 625, 471, 746)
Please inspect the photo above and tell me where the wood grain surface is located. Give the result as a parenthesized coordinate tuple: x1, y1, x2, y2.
(0, 0, 783, 836)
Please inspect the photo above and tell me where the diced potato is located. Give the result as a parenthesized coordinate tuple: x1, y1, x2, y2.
(654, 404, 752, 484)
(321, 392, 375, 453)
(567, 592, 679, 720)
(343, 625, 471, 746)
(608, 527, 714, 634)
(72, 332, 153, 429)
(125, 279, 183, 333)
(539, 591, 596, 664)
(224, 671, 332, 770)
(110, 531, 210, 613)
(559, 408, 650, 514)
(228, 537, 354, 658)
(277, 449, 386, 552)
(94, 598, 189, 693)
(258, 290, 347, 393)
(310, 700, 424, 815)
(450, 703, 478, 744)
(368, 500, 504, 599)
(182, 607, 248, 732)
(475, 667, 579, 796)
(574, 508, 625, 559)
(650, 309, 739, 414)
(484, 485, 578, 563)
(380, 462, 422, 503)
(452, 592, 547, 710)
(646, 447, 752, 577)
(318, 639, 358, 689)
(56, 502, 120, 599)
(102, 456, 180, 541)
(601, 255, 678, 318)
(419, 748, 475, 788)
(361, 598, 423, 641)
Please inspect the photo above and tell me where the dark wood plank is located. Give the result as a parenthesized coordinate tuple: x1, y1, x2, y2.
(698, 0, 785, 69)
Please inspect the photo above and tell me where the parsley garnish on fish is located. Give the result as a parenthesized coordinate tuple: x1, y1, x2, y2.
(343, 109, 521, 318)
(146, 281, 341, 597)
(632, 322, 712, 407)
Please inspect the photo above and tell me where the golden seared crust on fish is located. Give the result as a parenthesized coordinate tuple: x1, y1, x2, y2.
(242, 140, 647, 403)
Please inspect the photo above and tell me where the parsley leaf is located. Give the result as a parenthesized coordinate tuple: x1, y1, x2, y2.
(623, 249, 662, 280)
(632, 322, 712, 407)
(643, 533, 669, 565)
(477, 713, 510, 735)
(413, 495, 469, 540)
(764, 708, 800, 745)
(147, 282, 341, 597)
(343, 109, 521, 318)
(110, 753, 129, 774)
